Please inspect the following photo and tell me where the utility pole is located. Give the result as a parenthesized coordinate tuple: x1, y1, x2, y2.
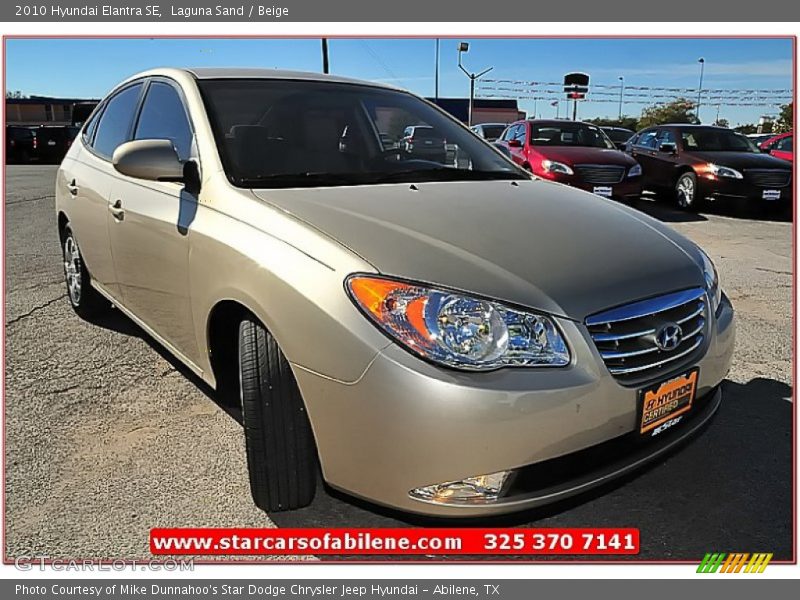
(696, 57, 705, 122)
(321, 38, 329, 74)
(434, 39, 440, 102)
(618, 76, 624, 121)
(457, 41, 493, 127)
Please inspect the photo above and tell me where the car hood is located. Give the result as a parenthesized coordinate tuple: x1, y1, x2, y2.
(252, 179, 705, 321)
(533, 146, 637, 166)
(686, 150, 792, 170)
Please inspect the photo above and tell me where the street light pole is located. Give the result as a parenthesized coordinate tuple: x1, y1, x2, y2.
(696, 57, 705, 122)
(618, 76, 624, 121)
(434, 39, 440, 102)
(458, 42, 493, 127)
(321, 38, 329, 74)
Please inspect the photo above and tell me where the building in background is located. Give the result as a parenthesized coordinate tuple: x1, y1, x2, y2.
(428, 98, 524, 125)
(5, 96, 99, 126)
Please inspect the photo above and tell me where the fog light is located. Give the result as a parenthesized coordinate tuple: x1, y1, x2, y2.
(409, 471, 512, 505)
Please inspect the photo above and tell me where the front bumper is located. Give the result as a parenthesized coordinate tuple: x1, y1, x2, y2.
(294, 295, 734, 517)
(544, 172, 643, 200)
(698, 176, 792, 203)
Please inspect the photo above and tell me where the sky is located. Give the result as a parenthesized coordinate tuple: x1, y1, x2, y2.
(5, 37, 794, 126)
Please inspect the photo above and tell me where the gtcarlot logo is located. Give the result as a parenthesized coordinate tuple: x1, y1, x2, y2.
(13, 556, 194, 572)
(696, 552, 773, 573)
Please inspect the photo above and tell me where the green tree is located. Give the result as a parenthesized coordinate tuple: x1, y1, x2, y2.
(714, 118, 729, 128)
(585, 115, 639, 131)
(638, 98, 697, 129)
(734, 123, 758, 134)
(774, 102, 793, 134)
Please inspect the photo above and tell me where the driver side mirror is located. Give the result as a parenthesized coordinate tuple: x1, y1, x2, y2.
(113, 139, 185, 181)
(507, 139, 522, 148)
(658, 141, 677, 154)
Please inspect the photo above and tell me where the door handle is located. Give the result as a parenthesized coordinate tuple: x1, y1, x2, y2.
(109, 199, 125, 220)
(67, 179, 78, 196)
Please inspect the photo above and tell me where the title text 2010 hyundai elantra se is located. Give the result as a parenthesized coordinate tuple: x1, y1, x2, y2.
(56, 68, 734, 517)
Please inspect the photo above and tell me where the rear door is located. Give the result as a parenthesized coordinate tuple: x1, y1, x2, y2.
(65, 82, 145, 300)
(630, 128, 659, 183)
(107, 78, 200, 362)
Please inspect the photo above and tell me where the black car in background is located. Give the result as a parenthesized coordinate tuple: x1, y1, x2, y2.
(5, 124, 80, 164)
(601, 126, 635, 150)
(6, 126, 38, 163)
(35, 125, 80, 163)
(627, 124, 792, 215)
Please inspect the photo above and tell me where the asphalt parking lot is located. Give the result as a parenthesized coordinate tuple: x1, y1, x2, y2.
(4, 165, 793, 562)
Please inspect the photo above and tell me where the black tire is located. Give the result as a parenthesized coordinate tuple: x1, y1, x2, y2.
(238, 318, 317, 512)
(62, 225, 109, 318)
(675, 171, 701, 211)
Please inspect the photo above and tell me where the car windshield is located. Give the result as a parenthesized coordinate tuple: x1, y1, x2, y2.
(197, 79, 525, 188)
(604, 129, 633, 143)
(480, 124, 506, 139)
(681, 128, 759, 152)
(530, 123, 615, 149)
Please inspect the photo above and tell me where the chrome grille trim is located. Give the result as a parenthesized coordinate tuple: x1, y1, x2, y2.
(586, 287, 706, 326)
(607, 336, 704, 375)
(586, 287, 708, 384)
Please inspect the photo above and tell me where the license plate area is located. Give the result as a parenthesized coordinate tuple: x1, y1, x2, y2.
(638, 368, 699, 437)
(763, 189, 781, 201)
(593, 186, 613, 197)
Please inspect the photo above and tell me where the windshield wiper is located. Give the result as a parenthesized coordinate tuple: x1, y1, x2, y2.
(237, 168, 528, 188)
(236, 172, 376, 188)
(371, 167, 528, 184)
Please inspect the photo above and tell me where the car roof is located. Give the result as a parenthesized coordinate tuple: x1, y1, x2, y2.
(120, 67, 399, 91)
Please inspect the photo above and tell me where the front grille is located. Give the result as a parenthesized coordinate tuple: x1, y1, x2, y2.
(586, 288, 708, 386)
(574, 164, 626, 185)
(745, 169, 791, 188)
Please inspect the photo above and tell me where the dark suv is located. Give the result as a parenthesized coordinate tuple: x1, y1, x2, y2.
(627, 124, 792, 213)
(400, 125, 447, 163)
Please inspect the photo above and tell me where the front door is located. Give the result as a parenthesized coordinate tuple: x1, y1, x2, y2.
(107, 79, 200, 363)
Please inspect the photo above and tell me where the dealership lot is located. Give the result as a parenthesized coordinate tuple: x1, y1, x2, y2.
(4, 165, 792, 560)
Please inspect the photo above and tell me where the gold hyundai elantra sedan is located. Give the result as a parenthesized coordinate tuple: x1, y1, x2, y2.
(56, 68, 735, 517)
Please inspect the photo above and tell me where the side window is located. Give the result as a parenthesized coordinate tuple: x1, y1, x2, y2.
(776, 136, 792, 152)
(82, 108, 102, 146)
(637, 130, 658, 149)
(134, 81, 193, 161)
(514, 123, 528, 143)
(656, 129, 676, 146)
(92, 83, 143, 159)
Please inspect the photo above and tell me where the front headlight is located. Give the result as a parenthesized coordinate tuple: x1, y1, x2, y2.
(699, 249, 722, 313)
(708, 163, 743, 179)
(541, 160, 574, 175)
(627, 163, 642, 178)
(347, 275, 570, 370)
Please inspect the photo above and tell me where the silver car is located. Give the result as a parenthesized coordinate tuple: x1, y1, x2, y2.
(56, 68, 735, 517)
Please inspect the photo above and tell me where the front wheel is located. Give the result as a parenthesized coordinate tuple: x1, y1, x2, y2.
(239, 318, 317, 512)
(62, 226, 109, 318)
(675, 172, 701, 211)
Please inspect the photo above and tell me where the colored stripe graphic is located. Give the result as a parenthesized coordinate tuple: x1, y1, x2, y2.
(697, 552, 772, 573)
(697, 553, 726, 573)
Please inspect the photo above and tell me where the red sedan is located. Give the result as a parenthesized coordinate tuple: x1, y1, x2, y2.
(498, 119, 642, 200)
(760, 132, 793, 163)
